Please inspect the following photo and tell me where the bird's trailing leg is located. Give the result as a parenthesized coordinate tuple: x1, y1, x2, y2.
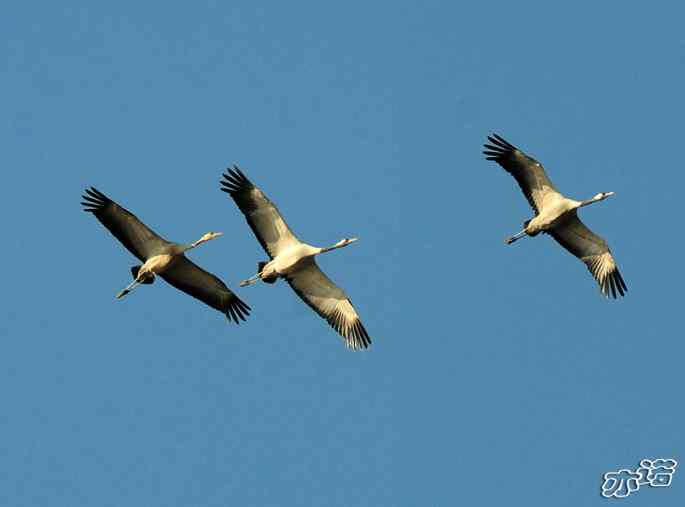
(116, 274, 153, 299)
(240, 261, 279, 287)
(116, 279, 142, 299)
(504, 229, 527, 245)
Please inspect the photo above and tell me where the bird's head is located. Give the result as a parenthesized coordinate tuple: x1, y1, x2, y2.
(336, 237, 358, 248)
(321, 237, 359, 253)
(191, 231, 223, 248)
(594, 191, 615, 201)
(202, 231, 224, 242)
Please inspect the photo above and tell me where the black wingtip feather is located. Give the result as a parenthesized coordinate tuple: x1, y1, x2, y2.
(614, 268, 628, 296)
(225, 295, 251, 324)
(609, 275, 617, 299)
(602, 268, 628, 299)
(482, 134, 517, 159)
(492, 133, 515, 148)
(616, 269, 628, 293)
(347, 319, 371, 350)
(81, 187, 111, 212)
(220, 166, 254, 196)
(324, 307, 371, 350)
(226, 305, 238, 324)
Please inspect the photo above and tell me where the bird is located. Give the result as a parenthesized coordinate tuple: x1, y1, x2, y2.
(80, 187, 251, 323)
(219, 167, 371, 349)
(483, 134, 627, 298)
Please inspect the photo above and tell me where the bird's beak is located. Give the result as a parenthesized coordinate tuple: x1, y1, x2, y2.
(215, 232, 224, 237)
(347, 237, 359, 243)
(606, 192, 615, 197)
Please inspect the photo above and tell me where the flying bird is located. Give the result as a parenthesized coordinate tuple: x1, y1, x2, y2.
(220, 167, 371, 349)
(483, 134, 627, 298)
(81, 187, 250, 323)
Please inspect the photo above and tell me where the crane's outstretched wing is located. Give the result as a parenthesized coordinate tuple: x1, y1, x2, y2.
(220, 167, 300, 259)
(284, 258, 370, 350)
(81, 187, 171, 261)
(483, 134, 561, 213)
(548, 212, 627, 298)
(161, 256, 251, 323)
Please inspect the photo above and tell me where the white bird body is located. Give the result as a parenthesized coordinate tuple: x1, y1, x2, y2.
(526, 195, 580, 233)
(221, 168, 370, 349)
(136, 253, 176, 279)
(483, 134, 627, 298)
(260, 243, 320, 278)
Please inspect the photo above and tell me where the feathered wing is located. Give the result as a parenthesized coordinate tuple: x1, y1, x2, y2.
(548, 212, 627, 298)
(220, 167, 301, 259)
(285, 258, 371, 350)
(483, 134, 561, 213)
(81, 187, 171, 261)
(160, 256, 251, 323)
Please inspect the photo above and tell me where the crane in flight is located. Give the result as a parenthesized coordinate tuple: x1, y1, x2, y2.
(483, 134, 627, 298)
(81, 187, 250, 323)
(220, 168, 371, 349)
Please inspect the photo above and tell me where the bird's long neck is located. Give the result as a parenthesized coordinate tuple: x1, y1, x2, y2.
(177, 236, 208, 253)
(315, 238, 357, 255)
(169, 235, 215, 255)
(319, 242, 345, 254)
(579, 195, 603, 208)
(190, 237, 210, 249)
(169, 243, 193, 255)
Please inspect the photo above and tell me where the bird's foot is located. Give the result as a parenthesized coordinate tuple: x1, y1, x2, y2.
(505, 230, 527, 244)
(239, 273, 263, 287)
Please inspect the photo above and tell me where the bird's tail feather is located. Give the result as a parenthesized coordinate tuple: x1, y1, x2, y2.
(130, 266, 154, 284)
(258, 262, 277, 284)
(116, 273, 150, 299)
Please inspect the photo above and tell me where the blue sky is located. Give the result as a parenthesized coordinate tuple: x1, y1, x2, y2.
(2, 1, 684, 505)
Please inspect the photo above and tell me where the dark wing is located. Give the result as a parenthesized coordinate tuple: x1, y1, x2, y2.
(483, 134, 561, 213)
(220, 167, 300, 259)
(160, 256, 251, 323)
(81, 187, 171, 261)
(285, 258, 371, 350)
(548, 212, 627, 298)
